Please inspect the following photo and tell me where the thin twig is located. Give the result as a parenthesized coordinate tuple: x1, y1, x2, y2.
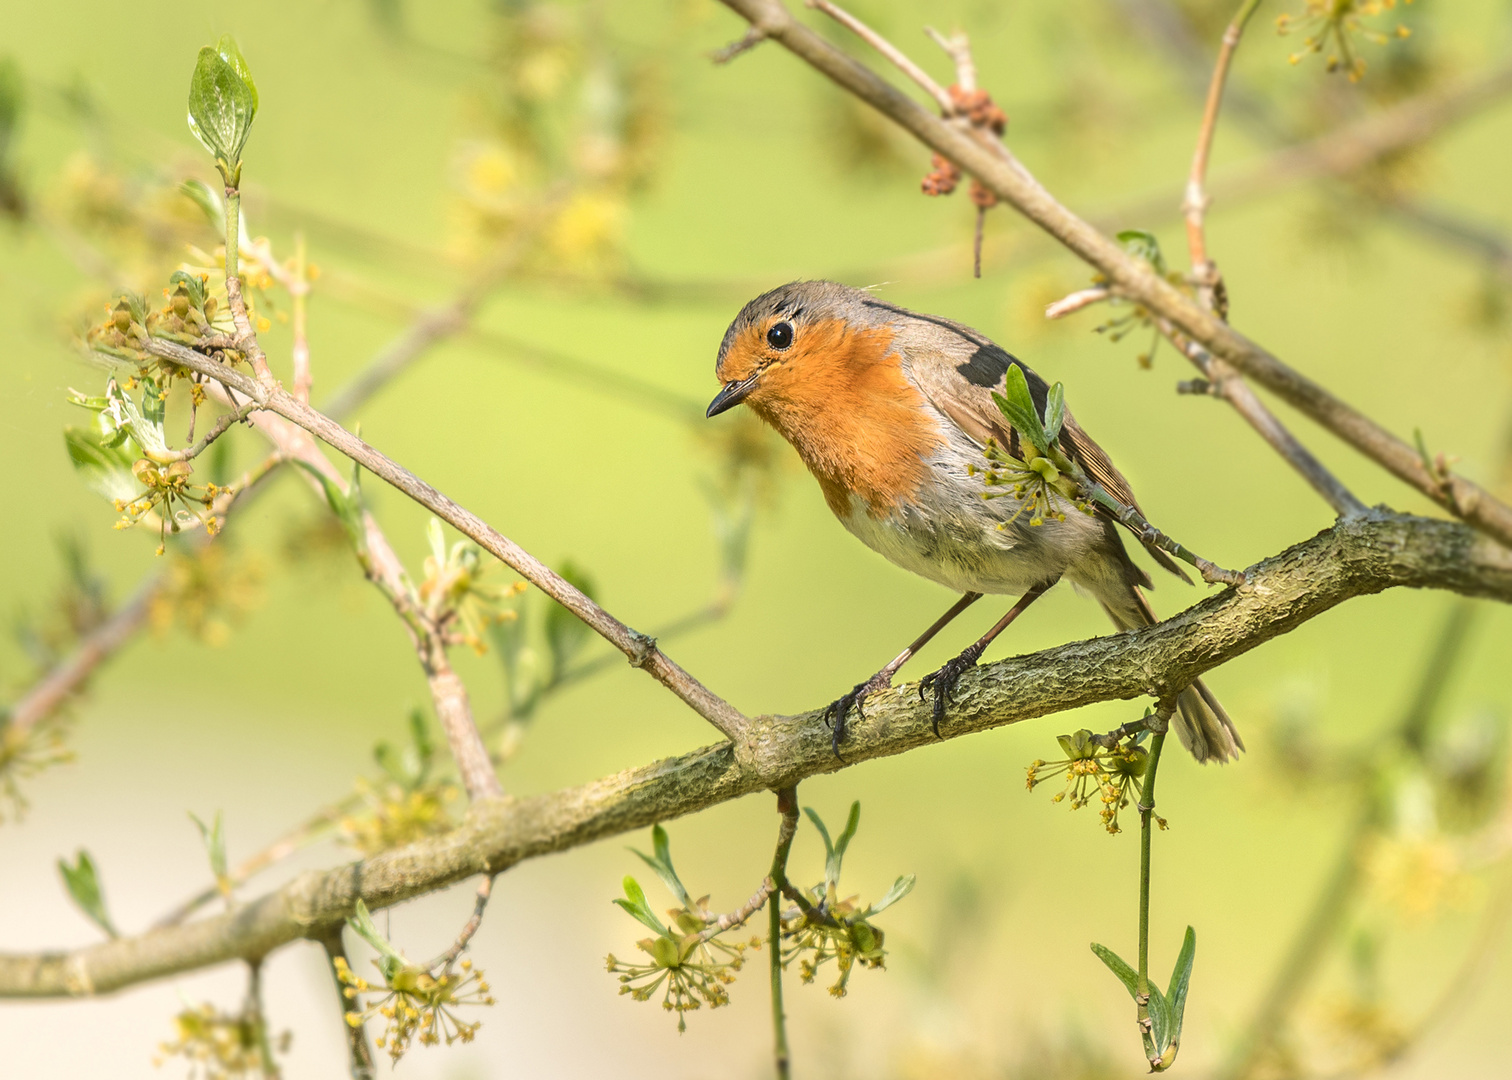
(924, 27, 976, 92)
(144, 336, 749, 742)
(1045, 285, 1113, 320)
(1183, 0, 1262, 316)
(1135, 728, 1168, 1070)
(711, 26, 766, 64)
(291, 231, 311, 404)
(156, 401, 258, 462)
(806, 0, 956, 115)
(698, 879, 774, 941)
(425, 876, 494, 971)
(154, 794, 361, 929)
(768, 787, 799, 1080)
(321, 934, 376, 1080)
(1156, 317, 1368, 518)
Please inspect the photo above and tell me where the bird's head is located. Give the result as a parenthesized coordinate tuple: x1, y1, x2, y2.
(707, 280, 892, 420)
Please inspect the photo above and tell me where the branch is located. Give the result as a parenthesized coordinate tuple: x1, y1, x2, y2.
(1155, 318, 1369, 518)
(715, 0, 1512, 549)
(1183, 0, 1263, 307)
(142, 338, 748, 743)
(3, 510, 1508, 997)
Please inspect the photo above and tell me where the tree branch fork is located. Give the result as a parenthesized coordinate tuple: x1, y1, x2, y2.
(3, 508, 1509, 999)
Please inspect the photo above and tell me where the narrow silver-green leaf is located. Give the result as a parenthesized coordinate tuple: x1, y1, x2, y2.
(57, 850, 118, 938)
(864, 874, 916, 917)
(63, 427, 140, 505)
(992, 364, 1050, 455)
(1043, 382, 1066, 443)
(1090, 942, 1140, 999)
(1165, 926, 1197, 1051)
(613, 875, 669, 936)
(827, 800, 861, 886)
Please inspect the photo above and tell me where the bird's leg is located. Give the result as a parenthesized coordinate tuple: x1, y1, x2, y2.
(823, 592, 982, 758)
(921, 582, 1054, 738)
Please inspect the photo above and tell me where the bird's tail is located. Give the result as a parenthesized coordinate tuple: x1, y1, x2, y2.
(1100, 588, 1244, 764)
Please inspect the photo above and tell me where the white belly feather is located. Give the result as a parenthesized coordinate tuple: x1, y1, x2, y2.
(836, 422, 1114, 598)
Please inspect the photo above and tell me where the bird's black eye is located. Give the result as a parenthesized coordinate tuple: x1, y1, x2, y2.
(766, 321, 794, 350)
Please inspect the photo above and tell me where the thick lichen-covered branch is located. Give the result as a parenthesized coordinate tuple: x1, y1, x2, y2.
(2, 510, 1508, 998)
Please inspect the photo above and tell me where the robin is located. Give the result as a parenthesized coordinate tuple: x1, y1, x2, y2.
(706, 280, 1241, 763)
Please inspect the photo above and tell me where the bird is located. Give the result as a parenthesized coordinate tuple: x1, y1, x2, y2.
(705, 280, 1241, 763)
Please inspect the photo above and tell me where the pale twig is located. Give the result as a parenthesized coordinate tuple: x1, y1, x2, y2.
(215, 226, 506, 802)
(1045, 285, 1113, 320)
(698, 879, 775, 941)
(2, 511, 1511, 997)
(806, 0, 955, 115)
(291, 232, 311, 404)
(153, 794, 361, 929)
(1156, 317, 1368, 518)
(425, 876, 494, 971)
(1183, 0, 1262, 314)
(143, 337, 749, 742)
(156, 401, 258, 463)
(924, 27, 976, 92)
(714, 0, 1512, 548)
(711, 26, 766, 64)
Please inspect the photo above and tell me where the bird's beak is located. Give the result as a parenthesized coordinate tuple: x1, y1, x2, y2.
(706, 373, 762, 418)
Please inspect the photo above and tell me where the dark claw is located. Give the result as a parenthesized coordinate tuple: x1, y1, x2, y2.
(920, 644, 985, 738)
(822, 678, 888, 761)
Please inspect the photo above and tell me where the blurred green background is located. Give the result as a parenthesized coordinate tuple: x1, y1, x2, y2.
(1, 0, 1510, 1077)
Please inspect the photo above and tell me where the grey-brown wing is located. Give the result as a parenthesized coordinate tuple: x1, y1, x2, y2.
(904, 328, 1191, 585)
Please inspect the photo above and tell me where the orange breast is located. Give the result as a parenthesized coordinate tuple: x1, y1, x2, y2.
(742, 319, 944, 518)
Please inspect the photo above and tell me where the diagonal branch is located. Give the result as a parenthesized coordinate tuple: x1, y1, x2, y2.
(715, 0, 1512, 550)
(142, 338, 748, 743)
(2, 510, 1509, 998)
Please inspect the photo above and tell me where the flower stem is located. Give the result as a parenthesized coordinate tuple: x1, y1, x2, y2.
(224, 185, 241, 285)
(769, 787, 799, 1080)
(1136, 730, 1167, 1066)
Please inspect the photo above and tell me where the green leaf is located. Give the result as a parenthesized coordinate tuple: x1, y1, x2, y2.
(426, 517, 447, 567)
(189, 810, 228, 887)
(1042, 382, 1066, 443)
(178, 180, 223, 228)
(864, 874, 916, 917)
(168, 269, 208, 311)
(991, 364, 1049, 456)
(186, 38, 258, 176)
(292, 459, 367, 556)
(629, 824, 692, 909)
(1091, 942, 1140, 999)
(408, 707, 434, 778)
(346, 898, 408, 982)
(1147, 981, 1172, 1055)
(57, 850, 117, 938)
(1116, 229, 1167, 275)
(612, 875, 670, 936)
(830, 801, 861, 885)
(544, 560, 595, 683)
(804, 806, 834, 863)
(1164, 926, 1197, 1053)
(63, 426, 140, 505)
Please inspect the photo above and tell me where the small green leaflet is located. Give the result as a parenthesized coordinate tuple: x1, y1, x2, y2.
(57, 850, 118, 938)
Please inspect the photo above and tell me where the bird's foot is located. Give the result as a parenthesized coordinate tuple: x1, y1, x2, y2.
(919, 643, 986, 738)
(821, 670, 894, 759)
